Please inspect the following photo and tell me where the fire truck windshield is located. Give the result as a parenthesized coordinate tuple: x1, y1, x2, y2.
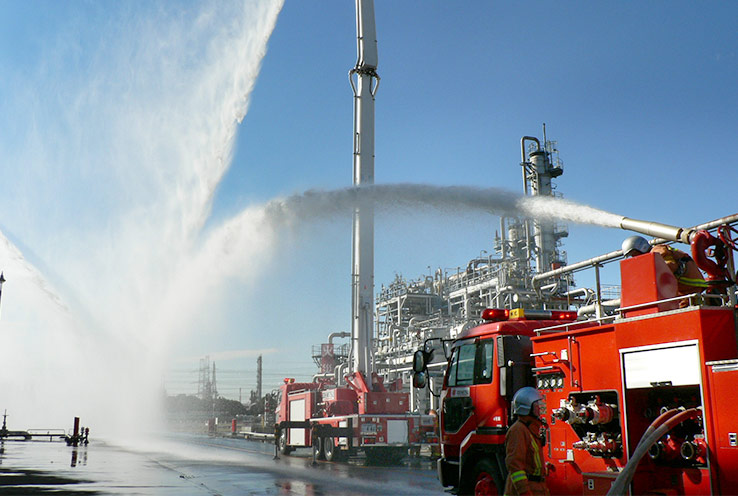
(448, 343, 475, 386)
(446, 339, 495, 387)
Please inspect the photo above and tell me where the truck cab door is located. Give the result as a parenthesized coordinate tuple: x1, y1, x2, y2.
(442, 342, 476, 433)
(497, 334, 534, 423)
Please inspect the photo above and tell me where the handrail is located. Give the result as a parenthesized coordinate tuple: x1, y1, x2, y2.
(535, 291, 729, 337)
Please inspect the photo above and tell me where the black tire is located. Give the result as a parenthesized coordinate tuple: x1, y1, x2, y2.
(278, 429, 293, 455)
(324, 437, 345, 462)
(312, 436, 325, 460)
(460, 458, 503, 496)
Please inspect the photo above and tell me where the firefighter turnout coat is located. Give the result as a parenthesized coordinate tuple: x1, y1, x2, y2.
(651, 245, 707, 295)
(504, 417, 549, 496)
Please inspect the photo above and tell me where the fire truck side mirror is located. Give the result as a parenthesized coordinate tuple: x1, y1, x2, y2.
(412, 350, 426, 373)
(442, 340, 451, 359)
(413, 371, 427, 389)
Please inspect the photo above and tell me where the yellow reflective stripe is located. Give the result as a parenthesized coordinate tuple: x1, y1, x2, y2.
(530, 437, 542, 476)
(677, 276, 709, 287)
(511, 470, 527, 482)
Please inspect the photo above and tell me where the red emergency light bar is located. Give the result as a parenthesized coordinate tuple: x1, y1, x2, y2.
(551, 310, 579, 320)
(481, 308, 509, 321)
(481, 308, 577, 322)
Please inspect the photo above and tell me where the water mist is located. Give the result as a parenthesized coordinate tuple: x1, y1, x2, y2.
(0, 0, 284, 439)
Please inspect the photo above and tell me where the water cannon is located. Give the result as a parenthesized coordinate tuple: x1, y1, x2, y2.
(618, 217, 695, 245)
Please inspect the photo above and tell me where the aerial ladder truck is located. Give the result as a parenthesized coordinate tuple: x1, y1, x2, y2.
(274, 0, 430, 463)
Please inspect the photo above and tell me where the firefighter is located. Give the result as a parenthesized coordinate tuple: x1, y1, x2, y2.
(273, 423, 281, 459)
(504, 387, 549, 496)
(621, 236, 707, 298)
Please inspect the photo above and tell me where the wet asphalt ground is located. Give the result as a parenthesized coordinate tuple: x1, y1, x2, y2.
(0, 435, 447, 495)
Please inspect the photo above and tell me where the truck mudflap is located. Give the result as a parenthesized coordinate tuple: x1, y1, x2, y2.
(437, 457, 459, 488)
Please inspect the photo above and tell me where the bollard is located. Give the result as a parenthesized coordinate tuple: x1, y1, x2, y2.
(72, 417, 80, 447)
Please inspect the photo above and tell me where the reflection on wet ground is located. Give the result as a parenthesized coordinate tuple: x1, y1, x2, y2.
(0, 435, 446, 495)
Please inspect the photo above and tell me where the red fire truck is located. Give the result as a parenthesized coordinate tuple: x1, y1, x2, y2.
(414, 217, 738, 494)
(275, 373, 432, 463)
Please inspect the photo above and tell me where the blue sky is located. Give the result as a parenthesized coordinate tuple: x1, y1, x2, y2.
(1, 1, 737, 425)
(215, 1, 738, 393)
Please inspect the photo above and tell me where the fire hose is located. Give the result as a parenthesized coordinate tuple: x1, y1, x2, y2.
(606, 408, 701, 496)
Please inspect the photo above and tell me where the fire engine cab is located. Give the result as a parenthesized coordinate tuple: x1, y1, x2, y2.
(414, 218, 738, 495)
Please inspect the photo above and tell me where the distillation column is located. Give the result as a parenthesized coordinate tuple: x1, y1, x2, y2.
(521, 135, 564, 274)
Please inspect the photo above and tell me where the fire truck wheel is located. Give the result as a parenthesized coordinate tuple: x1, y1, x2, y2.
(278, 430, 293, 455)
(324, 437, 344, 461)
(464, 459, 502, 496)
(312, 437, 325, 460)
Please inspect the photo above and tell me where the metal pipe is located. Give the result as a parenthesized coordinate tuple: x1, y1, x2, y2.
(466, 258, 491, 272)
(577, 299, 620, 317)
(563, 287, 594, 299)
(520, 136, 541, 179)
(532, 249, 623, 288)
(621, 214, 738, 244)
(334, 363, 346, 385)
(524, 219, 533, 267)
(619, 217, 694, 244)
(500, 218, 507, 259)
(328, 331, 350, 345)
(594, 264, 603, 319)
(651, 213, 738, 244)
(520, 136, 540, 267)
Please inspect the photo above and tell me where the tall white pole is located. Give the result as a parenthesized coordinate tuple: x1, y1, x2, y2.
(350, 0, 379, 376)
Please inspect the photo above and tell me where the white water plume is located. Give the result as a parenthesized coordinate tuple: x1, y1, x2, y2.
(244, 183, 624, 230)
(0, 0, 283, 436)
(183, 183, 621, 308)
(516, 194, 623, 228)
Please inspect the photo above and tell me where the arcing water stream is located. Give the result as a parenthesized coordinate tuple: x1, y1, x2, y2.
(0, 0, 624, 440)
(0, 0, 285, 436)
(258, 184, 624, 228)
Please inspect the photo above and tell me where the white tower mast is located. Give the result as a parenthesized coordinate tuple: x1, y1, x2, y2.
(349, 0, 379, 376)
